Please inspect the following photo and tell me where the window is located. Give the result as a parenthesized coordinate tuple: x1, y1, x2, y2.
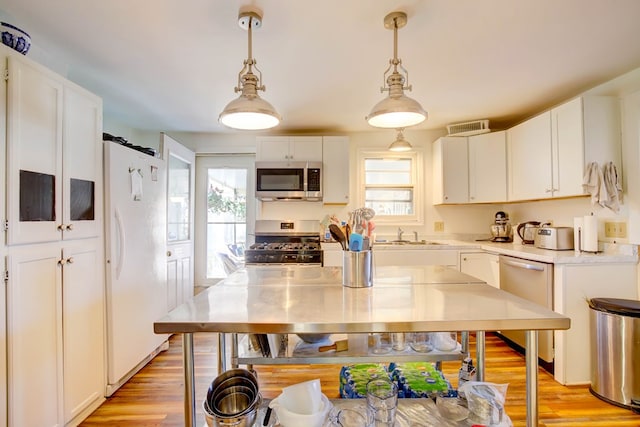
(358, 149, 423, 224)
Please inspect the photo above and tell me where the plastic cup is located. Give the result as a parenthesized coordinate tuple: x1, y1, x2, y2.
(366, 378, 398, 426)
(281, 378, 322, 414)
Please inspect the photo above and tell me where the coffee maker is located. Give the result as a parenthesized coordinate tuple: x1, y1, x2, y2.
(490, 211, 513, 242)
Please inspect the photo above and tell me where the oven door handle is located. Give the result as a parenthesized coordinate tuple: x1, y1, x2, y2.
(501, 259, 544, 271)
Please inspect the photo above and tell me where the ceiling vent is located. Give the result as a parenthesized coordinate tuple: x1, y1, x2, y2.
(446, 119, 490, 136)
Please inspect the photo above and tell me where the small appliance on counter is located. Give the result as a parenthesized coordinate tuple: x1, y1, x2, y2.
(517, 221, 544, 245)
(534, 226, 574, 250)
(489, 211, 513, 242)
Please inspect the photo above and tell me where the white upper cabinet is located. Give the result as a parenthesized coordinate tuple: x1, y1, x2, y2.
(551, 96, 621, 198)
(468, 131, 507, 203)
(256, 136, 323, 162)
(432, 136, 469, 204)
(322, 136, 349, 205)
(507, 111, 553, 201)
(507, 96, 621, 202)
(6, 54, 103, 245)
(6, 55, 63, 244)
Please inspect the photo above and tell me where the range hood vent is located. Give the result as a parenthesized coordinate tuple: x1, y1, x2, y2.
(447, 119, 490, 136)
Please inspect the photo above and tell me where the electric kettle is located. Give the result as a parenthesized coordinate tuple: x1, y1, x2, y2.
(517, 221, 542, 244)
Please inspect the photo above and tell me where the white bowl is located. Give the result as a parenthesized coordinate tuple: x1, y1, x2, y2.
(1, 22, 31, 55)
(269, 392, 331, 427)
(281, 378, 322, 414)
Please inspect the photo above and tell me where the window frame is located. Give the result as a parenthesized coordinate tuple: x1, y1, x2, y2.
(356, 147, 424, 225)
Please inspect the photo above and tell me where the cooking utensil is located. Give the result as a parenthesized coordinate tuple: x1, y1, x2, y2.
(262, 407, 272, 426)
(318, 339, 348, 352)
(329, 224, 347, 250)
(344, 223, 351, 246)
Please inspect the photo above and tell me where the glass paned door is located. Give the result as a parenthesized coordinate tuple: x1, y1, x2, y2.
(167, 154, 191, 242)
(195, 155, 255, 284)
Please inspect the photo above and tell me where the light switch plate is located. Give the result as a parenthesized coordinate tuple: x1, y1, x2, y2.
(434, 221, 444, 232)
(604, 221, 627, 238)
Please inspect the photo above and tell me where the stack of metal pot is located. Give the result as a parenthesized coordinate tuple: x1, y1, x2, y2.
(203, 368, 261, 427)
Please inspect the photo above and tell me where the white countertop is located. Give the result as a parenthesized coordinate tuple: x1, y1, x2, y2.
(154, 265, 570, 335)
(355, 239, 639, 265)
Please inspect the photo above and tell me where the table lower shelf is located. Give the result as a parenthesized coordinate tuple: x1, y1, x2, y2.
(203, 397, 501, 427)
(233, 333, 465, 365)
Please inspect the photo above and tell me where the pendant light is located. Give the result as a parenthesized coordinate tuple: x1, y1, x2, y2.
(219, 9, 281, 130)
(388, 128, 413, 152)
(366, 11, 427, 129)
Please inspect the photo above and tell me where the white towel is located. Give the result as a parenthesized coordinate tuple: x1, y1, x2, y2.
(582, 161, 601, 206)
(602, 162, 622, 213)
(130, 168, 143, 201)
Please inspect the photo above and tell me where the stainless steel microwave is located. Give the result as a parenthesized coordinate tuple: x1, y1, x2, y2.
(255, 161, 322, 201)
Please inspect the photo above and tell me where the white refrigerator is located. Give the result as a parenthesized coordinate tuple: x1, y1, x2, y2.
(103, 141, 168, 395)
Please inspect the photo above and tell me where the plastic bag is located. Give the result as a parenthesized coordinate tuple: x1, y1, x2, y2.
(458, 381, 512, 427)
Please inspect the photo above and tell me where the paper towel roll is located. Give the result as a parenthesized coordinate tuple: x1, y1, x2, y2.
(582, 215, 598, 252)
(573, 217, 583, 252)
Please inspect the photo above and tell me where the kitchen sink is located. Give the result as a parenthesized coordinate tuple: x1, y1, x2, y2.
(385, 240, 443, 245)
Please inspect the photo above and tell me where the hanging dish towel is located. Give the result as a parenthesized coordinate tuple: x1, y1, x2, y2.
(582, 161, 601, 206)
(130, 168, 143, 201)
(601, 161, 622, 213)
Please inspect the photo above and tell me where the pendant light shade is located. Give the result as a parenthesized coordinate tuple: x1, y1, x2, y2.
(388, 128, 412, 152)
(219, 9, 281, 130)
(366, 11, 427, 129)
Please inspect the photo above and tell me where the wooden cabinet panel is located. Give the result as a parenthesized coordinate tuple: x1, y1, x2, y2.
(7, 246, 63, 427)
(432, 137, 469, 204)
(507, 111, 553, 200)
(468, 131, 507, 203)
(256, 136, 322, 162)
(6, 54, 103, 245)
(460, 251, 500, 288)
(62, 241, 104, 422)
(322, 136, 349, 205)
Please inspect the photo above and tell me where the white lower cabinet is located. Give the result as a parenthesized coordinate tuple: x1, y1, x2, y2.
(459, 251, 500, 288)
(62, 241, 105, 424)
(373, 249, 458, 268)
(7, 245, 63, 427)
(553, 263, 637, 385)
(321, 242, 343, 267)
(6, 240, 104, 427)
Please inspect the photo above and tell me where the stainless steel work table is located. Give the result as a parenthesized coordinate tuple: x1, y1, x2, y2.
(154, 265, 571, 427)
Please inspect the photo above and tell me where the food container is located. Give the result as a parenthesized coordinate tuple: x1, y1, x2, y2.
(342, 250, 373, 288)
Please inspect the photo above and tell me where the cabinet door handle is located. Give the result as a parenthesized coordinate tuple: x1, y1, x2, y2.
(66, 257, 74, 265)
(57, 224, 65, 231)
(66, 224, 74, 231)
(167, 251, 172, 257)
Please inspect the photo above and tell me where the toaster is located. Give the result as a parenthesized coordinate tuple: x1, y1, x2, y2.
(534, 226, 574, 250)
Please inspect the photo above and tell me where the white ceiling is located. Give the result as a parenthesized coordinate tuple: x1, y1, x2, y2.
(3, 0, 640, 134)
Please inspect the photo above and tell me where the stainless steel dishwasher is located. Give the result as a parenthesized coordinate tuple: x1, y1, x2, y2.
(499, 255, 554, 363)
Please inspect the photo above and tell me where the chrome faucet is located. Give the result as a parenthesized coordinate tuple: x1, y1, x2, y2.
(397, 227, 404, 241)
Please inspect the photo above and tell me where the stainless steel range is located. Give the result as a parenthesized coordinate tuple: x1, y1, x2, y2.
(245, 220, 322, 265)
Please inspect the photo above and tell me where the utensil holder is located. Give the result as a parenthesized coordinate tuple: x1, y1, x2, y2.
(342, 250, 373, 288)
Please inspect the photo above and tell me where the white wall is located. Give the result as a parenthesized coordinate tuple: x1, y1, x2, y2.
(500, 68, 640, 245)
(103, 67, 640, 245)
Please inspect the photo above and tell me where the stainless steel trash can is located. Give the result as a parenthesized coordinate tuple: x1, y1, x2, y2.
(589, 297, 640, 413)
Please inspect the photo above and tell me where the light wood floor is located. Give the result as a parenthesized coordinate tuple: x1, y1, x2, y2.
(81, 333, 639, 426)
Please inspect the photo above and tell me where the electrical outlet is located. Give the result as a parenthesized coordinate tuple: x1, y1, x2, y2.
(605, 222, 627, 238)
(434, 221, 444, 232)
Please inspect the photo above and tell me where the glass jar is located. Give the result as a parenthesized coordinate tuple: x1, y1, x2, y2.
(408, 332, 433, 353)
